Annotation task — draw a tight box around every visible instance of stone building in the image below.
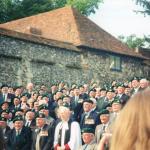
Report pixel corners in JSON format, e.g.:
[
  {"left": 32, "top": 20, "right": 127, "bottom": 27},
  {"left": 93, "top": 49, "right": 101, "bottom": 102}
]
[{"left": 0, "top": 6, "right": 149, "bottom": 87}]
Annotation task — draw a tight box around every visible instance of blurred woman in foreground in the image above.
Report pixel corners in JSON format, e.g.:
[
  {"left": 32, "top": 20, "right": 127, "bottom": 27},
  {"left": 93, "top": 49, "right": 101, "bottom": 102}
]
[{"left": 98, "top": 89, "right": 150, "bottom": 150}]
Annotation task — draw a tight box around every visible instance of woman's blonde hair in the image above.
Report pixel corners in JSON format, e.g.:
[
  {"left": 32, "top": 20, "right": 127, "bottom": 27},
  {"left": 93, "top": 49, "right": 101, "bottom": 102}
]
[{"left": 110, "top": 89, "right": 150, "bottom": 150}]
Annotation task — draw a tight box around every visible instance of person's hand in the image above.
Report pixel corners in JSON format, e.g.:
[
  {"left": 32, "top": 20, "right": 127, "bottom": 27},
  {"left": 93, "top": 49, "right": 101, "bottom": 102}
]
[
  {"left": 57, "top": 146, "right": 65, "bottom": 150},
  {"left": 98, "top": 133, "right": 112, "bottom": 150},
  {"left": 101, "top": 133, "right": 112, "bottom": 145}
]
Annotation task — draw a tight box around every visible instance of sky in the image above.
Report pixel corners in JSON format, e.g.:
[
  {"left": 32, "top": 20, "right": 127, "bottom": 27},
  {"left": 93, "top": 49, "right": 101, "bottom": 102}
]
[{"left": 89, "top": 0, "right": 150, "bottom": 38}]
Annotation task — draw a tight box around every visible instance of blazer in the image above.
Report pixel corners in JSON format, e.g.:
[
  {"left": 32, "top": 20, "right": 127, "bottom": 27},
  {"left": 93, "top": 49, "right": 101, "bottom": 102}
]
[
  {"left": 7, "top": 126, "right": 32, "bottom": 150},
  {"left": 32, "top": 124, "right": 53, "bottom": 150}
]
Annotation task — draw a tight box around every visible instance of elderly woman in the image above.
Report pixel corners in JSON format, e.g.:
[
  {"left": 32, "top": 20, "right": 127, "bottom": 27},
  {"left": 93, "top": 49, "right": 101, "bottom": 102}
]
[{"left": 54, "top": 106, "right": 82, "bottom": 150}]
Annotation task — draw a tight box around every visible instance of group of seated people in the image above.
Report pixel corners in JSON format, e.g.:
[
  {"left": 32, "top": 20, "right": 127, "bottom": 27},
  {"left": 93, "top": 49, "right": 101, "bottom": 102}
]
[{"left": 0, "top": 76, "right": 149, "bottom": 150}]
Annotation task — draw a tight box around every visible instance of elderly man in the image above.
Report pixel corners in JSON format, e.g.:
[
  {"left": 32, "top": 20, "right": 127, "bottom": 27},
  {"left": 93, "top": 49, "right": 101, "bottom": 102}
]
[
  {"left": 7, "top": 115, "right": 32, "bottom": 150},
  {"left": 79, "top": 128, "right": 97, "bottom": 150},
  {"left": 95, "top": 109, "right": 110, "bottom": 143},
  {"left": 54, "top": 105, "right": 82, "bottom": 150},
  {"left": 32, "top": 113, "right": 53, "bottom": 150},
  {"left": 139, "top": 78, "right": 149, "bottom": 91},
  {"left": 80, "top": 100, "right": 99, "bottom": 131}
]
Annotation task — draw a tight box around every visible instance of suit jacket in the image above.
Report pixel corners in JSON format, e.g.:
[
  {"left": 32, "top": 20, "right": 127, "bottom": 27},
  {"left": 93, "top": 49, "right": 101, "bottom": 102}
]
[
  {"left": 32, "top": 124, "right": 53, "bottom": 150},
  {"left": 0, "top": 93, "right": 15, "bottom": 106},
  {"left": 7, "top": 126, "right": 32, "bottom": 150},
  {"left": 95, "top": 123, "right": 111, "bottom": 143},
  {"left": 96, "top": 96, "right": 107, "bottom": 111},
  {"left": 78, "top": 139, "right": 97, "bottom": 150},
  {"left": 117, "top": 94, "right": 130, "bottom": 106},
  {"left": 80, "top": 110, "right": 99, "bottom": 131},
  {"left": 25, "top": 119, "right": 36, "bottom": 130},
  {"left": 71, "top": 96, "right": 84, "bottom": 122}
]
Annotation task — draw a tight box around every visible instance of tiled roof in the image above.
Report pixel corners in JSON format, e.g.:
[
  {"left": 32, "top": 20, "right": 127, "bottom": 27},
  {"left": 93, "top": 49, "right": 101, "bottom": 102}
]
[{"left": 0, "top": 6, "right": 146, "bottom": 59}]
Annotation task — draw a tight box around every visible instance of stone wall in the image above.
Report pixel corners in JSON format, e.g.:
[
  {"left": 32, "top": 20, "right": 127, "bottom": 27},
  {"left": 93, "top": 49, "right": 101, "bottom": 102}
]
[{"left": 0, "top": 35, "right": 149, "bottom": 87}]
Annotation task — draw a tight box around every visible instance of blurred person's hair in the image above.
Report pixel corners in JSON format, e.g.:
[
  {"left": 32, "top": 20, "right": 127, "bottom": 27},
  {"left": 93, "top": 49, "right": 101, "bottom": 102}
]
[{"left": 110, "top": 89, "right": 150, "bottom": 150}]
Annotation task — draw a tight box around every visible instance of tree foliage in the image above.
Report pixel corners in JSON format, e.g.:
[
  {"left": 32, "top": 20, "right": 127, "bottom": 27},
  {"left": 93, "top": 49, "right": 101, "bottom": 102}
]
[
  {"left": 134, "top": 0, "right": 150, "bottom": 16},
  {"left": 0, "top": 0, "right": 103, "bottom": 23},
  {"left": 118, "top": 34, "right": 150, "bottom": 49}
]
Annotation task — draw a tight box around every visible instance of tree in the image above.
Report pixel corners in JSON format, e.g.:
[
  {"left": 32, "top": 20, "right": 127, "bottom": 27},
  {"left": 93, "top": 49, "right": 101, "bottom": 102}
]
[
  {"left": 0, "top": 0, "right": 103, "bottom": 23},
  {"left": 134, "top": 0, "right": 150, "bottom": 16},
  {"left": 118, "top": 34, "right": 146, "bottom": 49}
]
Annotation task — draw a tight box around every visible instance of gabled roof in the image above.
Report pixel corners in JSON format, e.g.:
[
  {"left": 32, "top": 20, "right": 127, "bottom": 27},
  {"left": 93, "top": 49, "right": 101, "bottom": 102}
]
[{"left": 0, "top": 6, "right": 145, "bottom": 59}]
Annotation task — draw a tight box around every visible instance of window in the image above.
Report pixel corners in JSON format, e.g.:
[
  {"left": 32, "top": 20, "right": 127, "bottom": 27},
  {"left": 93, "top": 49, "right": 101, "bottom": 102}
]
[{"left": 109, "top": 55, "right": 121, "bottom": 71}]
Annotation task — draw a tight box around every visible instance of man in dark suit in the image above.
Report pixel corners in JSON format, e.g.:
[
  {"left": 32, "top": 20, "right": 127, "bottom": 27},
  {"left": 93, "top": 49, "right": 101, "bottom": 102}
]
[
  {"left": 0, "top": 84, "right": 15, "bottom": 106},
  {"left": 7, "top": 115, "right": 32, "bottom": 150},
  {"left": 71, "top": 87, "right": 85, "bottom": 121},
  {"left": 80, "top": 100, "right": 99, "bottom": 131},
  {"left": 32, "top": 113, "right": 53, "bottom": 150},
  {"left": 96, "top": 88, "right": 107, "bottom": 111},
  {"left": 95, "top": 109, "right": 110, "bottom": 144},
  {"left": 130, "top": 77, "right": 140, "bottom": 96},
  {"left": 0, "top": 116, "right": 10, "bottom": 145},
  {"left": 116, "top": 83, "right": 130, "bottom": 106},
  {"left": 25, "top": 110, "right": 36, "bottom": 130}
]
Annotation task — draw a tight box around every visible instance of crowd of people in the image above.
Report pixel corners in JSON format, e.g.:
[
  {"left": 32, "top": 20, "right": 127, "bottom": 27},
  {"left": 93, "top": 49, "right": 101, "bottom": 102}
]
[{"left": 0, "top": 77, "right": 149, "bottom": 150}]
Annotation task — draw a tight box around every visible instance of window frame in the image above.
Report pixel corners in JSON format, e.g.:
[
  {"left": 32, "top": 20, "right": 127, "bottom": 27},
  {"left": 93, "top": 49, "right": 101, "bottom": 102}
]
[{"left": 109, "top": 55, "right": 122, "bottom": 72}]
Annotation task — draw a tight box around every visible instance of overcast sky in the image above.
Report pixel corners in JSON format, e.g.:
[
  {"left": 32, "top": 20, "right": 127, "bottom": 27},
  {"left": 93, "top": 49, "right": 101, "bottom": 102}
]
[{"left": 89, "top": 0, "right": 150, "bottom": 38}]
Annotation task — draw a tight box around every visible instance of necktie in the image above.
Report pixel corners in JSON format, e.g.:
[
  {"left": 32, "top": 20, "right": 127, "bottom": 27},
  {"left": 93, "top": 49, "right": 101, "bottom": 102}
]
[
  {"left": 103, "top": 125, "right": 106, "bottom": 131},
  {"left": 83, "top": 144, "right": 88, "bottom": 150},
  {"left": 3, "top": 94, "right": 6, "bottom": 101},
  {"left": 26, "top": 121, "right": 30, "bottom": 127}
]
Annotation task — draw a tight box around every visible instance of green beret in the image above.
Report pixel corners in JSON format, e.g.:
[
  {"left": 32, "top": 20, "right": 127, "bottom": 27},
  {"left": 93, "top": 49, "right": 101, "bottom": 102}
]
[
  {"left": 107, "top": 87, "right": 115, "bottom": 93},
  {"left": 62, "top": 102, "right": 70, "bottom": 109},
  {"left": 0, "top": 117, "right": 7, "bottom": 122},
  {"left": 81, "top": 128, "right": 95, "bottom": 134},
  {"left": 1, "top": 109, "right": 10, "bottom": 114},
  {"left": 39, "top": 104, "right": 49, "bottom": 111},
  {"left": 100, "top": 88, "right": 106, "bottom": 91},
  {"left": 1, "top": 84, "right": 9, "bottom": 89},
  {"left": 131, "top": 77, "right": 139, "bottom": 82},
  {"left": 36, "top": 113, "right": 45, "bottom": 119},
  {"left": 83, "top": 99, "right": 93, "bottom": 104},
  {"left": 42, "top": 94, "right": 49, "bottom": 98},
  {"left": 99, "top": 109, "right": 109, "bottom": 116},
  {"left": 20, "top": 93, "right": 29, "bottom": 98},
  {"left": 1, "top": 101, "right": 9, "bottom": 106},
  {"left": 117, "top": 83, "right": 125, "bottom": 88},
  {"left": 112, "top": 98, "right": 121, "bottom": 104},
  {"left": 13, "top": 115, "right": 24, "bottom": 123}
]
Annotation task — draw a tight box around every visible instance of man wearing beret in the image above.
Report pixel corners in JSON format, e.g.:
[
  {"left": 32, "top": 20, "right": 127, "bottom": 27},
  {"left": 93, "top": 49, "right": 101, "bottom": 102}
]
[
  {"left": 78, "top": 128, "right": 97, "bottom": 150},
  {"left": 116, "top": 83, "right": 130, "bottom": 106},
  {"left": 1, "top": 109, "right": 13, "bottom": 129},
  {"left": 130, "top": 77, "right": 140, "bottom": 96},
  {"left": 95, "top": 109, "right": 110, "bottom": 144},
  {"left": 0, "top": 116, "right": 10, "bottom": 145},
  {"left": 7, "top": 115, "right": 32, "bottom": 150},
  {"left": 0, "top": 101, "right": 10, "bottom": 112},
  {"left": 100, "top": 87, "right": 115, "bottom": 111},
  {"left": 109, "top": 98, "right": 122, "bottom": 125},
  {"left": 80, "top": 100, "right": 99, "bottom": 131},
  {"left": 96, "top": 88, "right": 107, "bottom": 111},
  {"left": 25, "top": 109, "right": 36, "bottom": 130},
  {"left": 39, "top": 104, "right": 54, "bottom": 125},
  {"left": 32, "top": 113, "right": 53, "bottom": 150}
]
